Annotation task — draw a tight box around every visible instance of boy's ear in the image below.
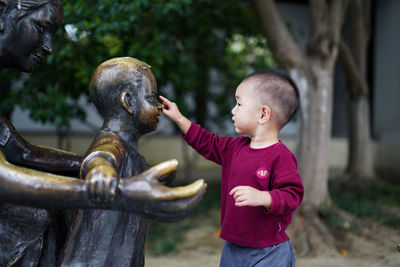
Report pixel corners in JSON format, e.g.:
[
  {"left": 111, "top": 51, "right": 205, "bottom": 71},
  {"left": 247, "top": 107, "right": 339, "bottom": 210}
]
[
  {"left": 120, "top": 91, "right": 135, "bottom": 114},
  {"left": 259, "top": 105, "right": 271, "bottom": 124}
]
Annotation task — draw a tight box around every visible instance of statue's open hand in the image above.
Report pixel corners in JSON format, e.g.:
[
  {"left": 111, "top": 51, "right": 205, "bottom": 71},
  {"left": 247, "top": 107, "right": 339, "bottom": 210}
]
[
  {"left": 119, "top": 159, "right": 207, "bottom": 221},
  {"left": 85, "top": 166, "right": 119, "bottom": 203}
]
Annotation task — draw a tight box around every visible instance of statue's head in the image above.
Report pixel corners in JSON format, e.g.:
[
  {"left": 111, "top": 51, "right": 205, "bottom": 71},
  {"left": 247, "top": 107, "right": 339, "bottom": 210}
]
[
  {"left": 90, "top": 57, "right": 162, "bottom": 134},
  {"left": 0, "top": 0, "right": 63, "bottom": 72}
]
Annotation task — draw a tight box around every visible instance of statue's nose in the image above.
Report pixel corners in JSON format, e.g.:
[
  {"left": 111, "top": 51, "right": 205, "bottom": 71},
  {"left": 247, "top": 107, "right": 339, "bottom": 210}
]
[
  {"left": 42, "top": 35, "right": 53, "bottom": 55},
  {"left": 158, "top": 103, "right": 164, "bottom": 112},
  {"left": 43, "top": 45, "right": 53, "bottom": 55}
]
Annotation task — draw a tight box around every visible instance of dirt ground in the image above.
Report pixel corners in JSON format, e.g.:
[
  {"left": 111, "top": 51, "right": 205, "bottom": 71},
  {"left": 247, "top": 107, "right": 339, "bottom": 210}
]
[{"left": 145, "top": 212, "right": 400, "bottom": 267}]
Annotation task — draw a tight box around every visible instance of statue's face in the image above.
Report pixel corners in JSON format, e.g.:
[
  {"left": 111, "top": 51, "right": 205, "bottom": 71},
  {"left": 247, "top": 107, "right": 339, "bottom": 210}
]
[
  {"left": 3, "top": 3, "right": 62, "bottom": 72},
  {"left": 136, "top": 70, "right": 162, "bottom": 133}
]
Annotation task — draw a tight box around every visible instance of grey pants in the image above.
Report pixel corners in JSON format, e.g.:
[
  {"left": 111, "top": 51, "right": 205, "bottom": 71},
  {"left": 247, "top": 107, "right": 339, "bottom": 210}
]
[{"left": 220, "top": 240, "right": 295, "bottom": 267}]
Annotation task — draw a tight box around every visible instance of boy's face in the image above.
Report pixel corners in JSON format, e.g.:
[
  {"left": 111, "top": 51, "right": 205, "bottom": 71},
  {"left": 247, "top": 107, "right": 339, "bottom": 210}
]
[
  {"left": 231, "top": 80, "right": 261, "bottom": 136},
  {"left": 135, "top": 70, "right": 162, "bottom": 133}
]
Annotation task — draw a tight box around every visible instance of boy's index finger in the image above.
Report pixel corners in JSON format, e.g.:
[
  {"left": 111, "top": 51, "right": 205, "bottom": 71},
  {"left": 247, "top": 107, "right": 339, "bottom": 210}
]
[{"left": 159, "top": 95, "right": 170, "bottom": 104}]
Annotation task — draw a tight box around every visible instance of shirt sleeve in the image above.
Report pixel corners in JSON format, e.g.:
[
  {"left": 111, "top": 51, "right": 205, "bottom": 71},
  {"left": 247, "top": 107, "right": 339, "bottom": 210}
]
[
  {"left": 268, "top": 153, "right": 304, "bottom": 215},
  {"left": 183, "top": 122, "right": 234, "bottom": 165}
]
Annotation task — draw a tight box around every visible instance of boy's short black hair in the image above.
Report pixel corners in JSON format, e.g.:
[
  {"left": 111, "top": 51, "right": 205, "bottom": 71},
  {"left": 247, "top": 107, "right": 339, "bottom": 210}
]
[{"left": 244, "top": 69, "right": 300, "bottom": 128}]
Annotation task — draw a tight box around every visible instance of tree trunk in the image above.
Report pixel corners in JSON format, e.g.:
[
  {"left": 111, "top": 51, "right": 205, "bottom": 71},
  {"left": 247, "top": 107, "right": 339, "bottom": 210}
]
[
  {"left": 347, "top": 95, "right": 374, "bottom": 178},
  {"left": 293, "top": 66, "right": 333, "bottom": 209},
  {"left": 251, "top": 0, "right": 346, "bottom": 255},
  {"left": 289, "top": 63, "right": 338, "bottom": 257},
  {"left": 339, "top": 0, "right": 375, "bottom": 179}
]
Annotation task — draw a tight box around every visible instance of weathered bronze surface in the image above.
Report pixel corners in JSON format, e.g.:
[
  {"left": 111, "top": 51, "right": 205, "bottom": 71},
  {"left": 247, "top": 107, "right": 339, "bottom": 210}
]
[
  {"left": 0, "top": 1, "right": 206, "bottom": 266},
  {"left": 0, "top": 1, "right": 79, "bottom": 265},
  {"left": 61, "top": 58, "right": 206, "bottom": 265}
]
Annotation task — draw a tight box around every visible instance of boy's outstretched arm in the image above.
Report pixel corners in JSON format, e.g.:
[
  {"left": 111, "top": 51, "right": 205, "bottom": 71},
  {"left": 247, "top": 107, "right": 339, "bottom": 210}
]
[{"left": 159, "top": 96, "right": 191, "bottom": 134}]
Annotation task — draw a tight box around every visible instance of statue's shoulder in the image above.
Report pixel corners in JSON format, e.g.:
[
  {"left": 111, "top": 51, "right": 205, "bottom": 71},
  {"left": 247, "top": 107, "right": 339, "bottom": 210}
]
[
  {"left": 84, "top": 130, "right": 126, "bottom": 163},
  {"left": 89, "top": 130, "right": 124, "bottom": 151}
]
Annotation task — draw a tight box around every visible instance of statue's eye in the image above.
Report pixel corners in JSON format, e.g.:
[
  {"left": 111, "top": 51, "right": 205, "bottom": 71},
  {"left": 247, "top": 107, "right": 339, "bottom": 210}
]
[
  {"left": 146, "top": 97, "right": 155, "bottom": 102},
  {"left": 34, "top": 22, "right": 45, "bottom": 33},
  {"left": 146, "top": 95, "right": 157, "bottom": 104},
  {"left": 34, "top": 22, "right": 50, "bottom": 34}
]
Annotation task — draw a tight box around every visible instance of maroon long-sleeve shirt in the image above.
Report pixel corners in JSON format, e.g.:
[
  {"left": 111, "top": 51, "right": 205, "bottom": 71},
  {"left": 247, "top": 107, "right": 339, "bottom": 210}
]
[{"left": 183, "top": 123, "right": 304, "bottom": 248}]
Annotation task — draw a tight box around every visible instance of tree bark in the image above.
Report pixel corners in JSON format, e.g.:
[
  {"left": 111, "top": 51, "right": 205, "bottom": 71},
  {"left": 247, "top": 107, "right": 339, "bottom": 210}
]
[
  {"left": 339, "top": 0, "right": 375, "bottom": 179},
  {"left": 347, "top": 96, "right": 374, "bottom": 178},
  {"left": 251, "top": 0, "right": 347, "bottom": 255}
]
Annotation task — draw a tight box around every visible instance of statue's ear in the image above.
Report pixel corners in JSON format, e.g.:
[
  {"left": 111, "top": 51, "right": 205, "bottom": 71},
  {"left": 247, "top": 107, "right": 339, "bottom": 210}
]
[{"left": 120, "top": 91, "right": 135, "bottom": 114}]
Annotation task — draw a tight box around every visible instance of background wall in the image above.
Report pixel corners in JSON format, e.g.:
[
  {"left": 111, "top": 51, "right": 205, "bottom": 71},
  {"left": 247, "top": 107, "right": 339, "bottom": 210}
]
[{"left": 373, "top": 0, "right": 400, "bottom": 178}]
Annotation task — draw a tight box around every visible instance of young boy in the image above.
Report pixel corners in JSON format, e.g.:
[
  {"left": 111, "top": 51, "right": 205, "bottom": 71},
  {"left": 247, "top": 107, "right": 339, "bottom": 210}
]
[{"left": 160, "top": 69, "right": 304, "bottom": 267}]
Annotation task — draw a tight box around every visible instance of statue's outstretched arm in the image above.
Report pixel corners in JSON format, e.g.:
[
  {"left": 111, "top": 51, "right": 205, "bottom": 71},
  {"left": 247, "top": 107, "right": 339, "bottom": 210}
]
[
  {"left": 0, "top": 116, "right": 82, "bottom": 176},
  {"left": 0, "top": 151, "right": 86, "bottom": 207},
  {"left": 82, "top": 134, "right": 207, "bottom": 222},
  {"left": 0, "top": 151, "right": 206, "bottom": 221}
]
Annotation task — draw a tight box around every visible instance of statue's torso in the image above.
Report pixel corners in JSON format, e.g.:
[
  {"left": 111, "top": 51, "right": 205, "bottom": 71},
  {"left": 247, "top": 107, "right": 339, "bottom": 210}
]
[
  {"left": 60, "top": 132, "right": 150, "bottom": 267},
  {"left": 0, "top": 203, "right": 64, "bottom": 267}
]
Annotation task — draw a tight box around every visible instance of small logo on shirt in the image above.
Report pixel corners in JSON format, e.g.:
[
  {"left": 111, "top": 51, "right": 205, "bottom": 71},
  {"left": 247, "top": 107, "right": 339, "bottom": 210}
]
[{"left": 256, "top": 167, "right": 269, "bottom": 179}]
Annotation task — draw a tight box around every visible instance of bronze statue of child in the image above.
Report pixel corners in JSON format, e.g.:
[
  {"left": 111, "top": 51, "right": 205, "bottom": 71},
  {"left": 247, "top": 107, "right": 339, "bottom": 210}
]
[{"left": 60, "top": 57, "right": 206, "bottom": 266}]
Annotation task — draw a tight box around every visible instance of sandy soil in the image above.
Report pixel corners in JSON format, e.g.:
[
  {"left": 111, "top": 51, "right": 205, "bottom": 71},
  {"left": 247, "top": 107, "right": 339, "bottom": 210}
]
[{"left": 145, "top": 216, "right": 400, "bottom": 267}]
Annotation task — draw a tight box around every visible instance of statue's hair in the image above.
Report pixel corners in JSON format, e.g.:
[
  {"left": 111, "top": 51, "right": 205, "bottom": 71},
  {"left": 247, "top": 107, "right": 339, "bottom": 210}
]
[
  {"left": 90, "top": 57, "right": 152, "bottom": 119},
  {"left": 1, "top": 0, "right": 58, "bottom": 10},
  {"left": 0, "top": 0, "right": 61, "bottom": 28}
]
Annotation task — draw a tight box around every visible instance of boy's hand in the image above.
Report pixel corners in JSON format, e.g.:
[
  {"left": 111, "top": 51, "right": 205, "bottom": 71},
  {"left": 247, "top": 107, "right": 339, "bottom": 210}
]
[
  {"left": 159, "top": 95, "right": 182, "bottom": 122},
  {"left": 230, "top": 186, "right": 272, "bottom": 209},
  {"left": 159, "top": 95, "right": 191, "bottom": 134}
]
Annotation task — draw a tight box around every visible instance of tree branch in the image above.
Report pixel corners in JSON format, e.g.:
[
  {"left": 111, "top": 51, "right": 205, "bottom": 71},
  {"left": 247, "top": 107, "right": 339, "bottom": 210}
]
[
  {"left": 338, "top": 39, "right": 369, "bottom": 96},
  {"left": 251, "top": 0, "right": 304, "bottom": 71},
  {"left": 308, "top": 0, "right": 347, "bottom": 60}
]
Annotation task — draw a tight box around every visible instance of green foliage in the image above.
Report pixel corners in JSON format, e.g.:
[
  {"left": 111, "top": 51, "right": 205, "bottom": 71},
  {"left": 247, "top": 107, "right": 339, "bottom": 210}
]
[
  {"left": 2, "top": 0, "right": 277, "bottom": 130},
  {"left": 329, "top": 179, "right": 400, "bottom": 228},
  {"left": 212, "top": 33, "right": 278, "bottom": 129}
]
